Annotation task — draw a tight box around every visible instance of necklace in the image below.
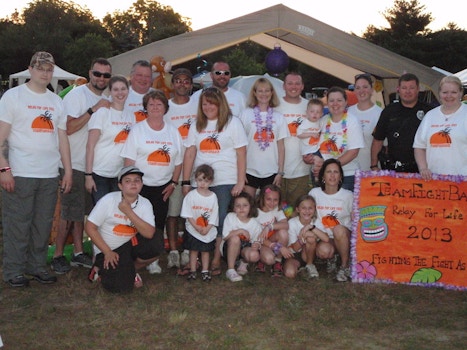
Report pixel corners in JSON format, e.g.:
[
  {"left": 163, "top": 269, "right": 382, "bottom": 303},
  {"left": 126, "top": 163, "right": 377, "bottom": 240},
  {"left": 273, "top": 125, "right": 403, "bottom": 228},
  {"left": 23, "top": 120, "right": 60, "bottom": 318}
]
[
  {"left": 323, "top": 113, "right": 347, "bottom": 156},
  {"left": 122, "top": 193, "right": 139, "bottom": 209},
  {"left": 253, "top": 106, "right": 273, "bottom": 151}
]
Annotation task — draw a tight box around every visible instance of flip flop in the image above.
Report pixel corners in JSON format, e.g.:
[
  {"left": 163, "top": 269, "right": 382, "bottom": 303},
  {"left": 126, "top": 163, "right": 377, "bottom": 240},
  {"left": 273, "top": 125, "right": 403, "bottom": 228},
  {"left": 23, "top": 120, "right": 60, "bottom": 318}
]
[{"left": 211, "top": 266, "right": 222, "bottom": 276}]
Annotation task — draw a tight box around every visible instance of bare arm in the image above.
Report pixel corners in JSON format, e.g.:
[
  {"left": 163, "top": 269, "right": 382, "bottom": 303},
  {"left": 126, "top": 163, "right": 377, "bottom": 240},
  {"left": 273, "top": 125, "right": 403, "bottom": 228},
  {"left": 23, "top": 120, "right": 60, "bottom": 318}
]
[
  {"left": 414, "top": 148, "right": 431, "bottom": 180},
  {"left": 337, "top": 148, "right": 359, "bottom": 166},
  {"left": 85, "top": 220, "right": 119, "bottom": 269},
  {"left": 118, "top": 198, "right": 155, "bottom": 239},
  {"left": 182, "top": 145, "right": 196, "bottom": 195},
  {"left": 273, "top": 138, "right": 285, "bottom": 186},
  {"left": 58, "top": 128, "right": 72, "bottom": 194},
  {"left": 0, "top": 121, "right": 14, "bottom": 192},
  {"left": 232, "top": 145, "right": 246, "bottom": 195},
  {"left": 85, "top": 129, "right": 100, "bottom": 193},
  {"left": 66, "top": 98, "right": 111, "bottom": 135}
]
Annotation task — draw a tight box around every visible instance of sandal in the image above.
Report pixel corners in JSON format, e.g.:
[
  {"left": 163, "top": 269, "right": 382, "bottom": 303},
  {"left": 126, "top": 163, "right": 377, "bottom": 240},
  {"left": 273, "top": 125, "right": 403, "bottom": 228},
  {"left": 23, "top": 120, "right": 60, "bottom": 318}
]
[{"left": 210, "top": 266, "right": 222, "bottom": 276}]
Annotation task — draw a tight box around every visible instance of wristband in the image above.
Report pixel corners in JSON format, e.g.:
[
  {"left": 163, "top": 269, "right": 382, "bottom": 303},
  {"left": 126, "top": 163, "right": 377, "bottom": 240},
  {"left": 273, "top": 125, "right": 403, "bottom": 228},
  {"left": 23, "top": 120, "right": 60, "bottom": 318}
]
[
  {"left": 87, "top": 107, "right": 94, "bottom": 116},
  {"left": 181, "top": 180, "right": 191, "bottom": 186},
  {"left": 169, "top": 180, "right": 178, "bottom": 186},
  {"left": 0, "top": 166, "right": 11, "bottom": 173},
  {"left": 309, "top": 225, "right": 316, "bottom": 231},
  {"left": 370, "top": 164, "right": 378, "bottom": 169},
  {"left": 84, "top": 173, "right": 93, "bottom": 176},
  {"left": 277, "top": 171, "right": 285, "bottom": 176}
]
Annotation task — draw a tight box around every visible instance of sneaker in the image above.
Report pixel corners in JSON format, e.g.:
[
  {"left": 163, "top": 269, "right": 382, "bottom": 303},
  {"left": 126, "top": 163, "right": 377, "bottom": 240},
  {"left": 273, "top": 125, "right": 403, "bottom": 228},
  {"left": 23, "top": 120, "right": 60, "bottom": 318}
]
[
  {"left": 271, "top": 261, "right": 283, "bottom": 277},
  {"left": 226, "top": 269, "right": 243, "bottom": 282},
  {"left": 336, "top": 266, "right": 351, "bottom": 282},
  {"left": 51, "top": 255, "right": 71, "bottom": 274},
  {"left": 255, "top": 261, "right": 266, "bottom": 273},
  {"left": 187, "top": 271, "right": 197, "bottom": 281},
  {"left": 180, "top": 250, "right": 190, "bottom": 267},
  {"left": 305, "top": 264, "right": 319, "bottom": 279},
  {"left": 28, "top": 271, "right": 57, "bottom": 284},
  {"left": 146, "top": 259, "right": 162, "bottom": 274},
  {"left": 70, "top": 253, "right": 93, "bottom": 268},
  {"left": 167, "top": 250, "right": 180, "bottom": 269},
  {"left": 201, "top": 271, "right": 211, "bottom": 282},
  {"left": 326, "top": 255, "right": 337, "bottom": 274},
  {"left": 88, "top": 266, "right": 100, "bottom": 283},
  {"left": 7, "top": 275, "right": 30, "bottom": 288},
  {"left": 237, "top": 260, "right": 248, "bottom": 276},
  {"left": 134, "top": 273, "right": 143, "bottom": 288}
]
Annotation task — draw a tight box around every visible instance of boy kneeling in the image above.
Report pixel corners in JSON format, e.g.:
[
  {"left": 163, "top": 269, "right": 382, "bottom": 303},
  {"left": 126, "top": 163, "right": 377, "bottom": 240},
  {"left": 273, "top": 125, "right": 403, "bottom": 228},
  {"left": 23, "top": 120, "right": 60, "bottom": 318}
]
[{"left": 85, "top": 166, "right": 157, "bottom": 293}]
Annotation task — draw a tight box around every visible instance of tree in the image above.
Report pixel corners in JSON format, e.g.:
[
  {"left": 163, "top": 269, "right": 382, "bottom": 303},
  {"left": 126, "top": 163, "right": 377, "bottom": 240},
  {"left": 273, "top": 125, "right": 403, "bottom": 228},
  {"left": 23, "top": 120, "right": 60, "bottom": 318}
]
[
  {"left": 362, "top": 0, "right": 467, "bottom": 73},
  {"left": 0, "top": 0, "right": 112, "bottom": 78},
  {"left": 102, "top": 0, "right": 191, "bottom": 54}
]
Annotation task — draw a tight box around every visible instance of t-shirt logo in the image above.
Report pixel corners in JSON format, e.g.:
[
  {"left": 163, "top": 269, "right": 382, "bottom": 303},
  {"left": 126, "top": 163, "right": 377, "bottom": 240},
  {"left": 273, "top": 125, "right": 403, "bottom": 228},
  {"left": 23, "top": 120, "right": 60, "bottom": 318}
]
[
  {"left": 322, "top": 211, "right": 340, "bottom": 228},
  {"left": 429, "top": 128, "right": 452, "bottom": 148},
  {"left": 113, "top": 224, "right": 137, "bottom": 236},
  {"left": 200, "top": 133, "right": 221, "bottom": 153},
  {"left": 147, "top": 145, "right": 171, "bottom": 165},
  {"left": 178, "top": 119, "right": 192, "bottom": 139},
  {"left": 135, "top": 110, "right": 147, "bottom": 122},
  {"left": 196, "top": 212, "right": 210, "bottom": 227},
  {"left": 288, "top": 118, "right": 302, "bottom": 136},
  {"left": 31, "top": 110, "right": 54, "bottom": 133},
  {"left": 114, "top": 125, "right": 131, "bottom": 144}
]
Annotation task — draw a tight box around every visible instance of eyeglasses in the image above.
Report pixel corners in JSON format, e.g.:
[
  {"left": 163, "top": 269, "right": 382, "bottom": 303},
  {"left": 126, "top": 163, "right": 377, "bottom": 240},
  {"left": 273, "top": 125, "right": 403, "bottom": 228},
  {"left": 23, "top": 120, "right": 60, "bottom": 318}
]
[
  {"left": 213, "top": 70, "right": 230, "bottom": 76},
  {"left": 92, "top": 70, "right": 112, "bottom": 79},
  {"left": 174, "top": 79, "right": 191, "bottom": 85},
  {"left": 34, "top": 66, "right": 54, "bottom": 74}
]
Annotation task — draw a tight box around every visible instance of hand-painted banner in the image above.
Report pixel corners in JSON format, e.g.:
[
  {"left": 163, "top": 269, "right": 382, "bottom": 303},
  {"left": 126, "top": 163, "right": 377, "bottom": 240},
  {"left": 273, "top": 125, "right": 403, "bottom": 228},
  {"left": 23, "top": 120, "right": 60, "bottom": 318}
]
[{"left": 352, "top": 170, "right": 466, "bottom": 290}]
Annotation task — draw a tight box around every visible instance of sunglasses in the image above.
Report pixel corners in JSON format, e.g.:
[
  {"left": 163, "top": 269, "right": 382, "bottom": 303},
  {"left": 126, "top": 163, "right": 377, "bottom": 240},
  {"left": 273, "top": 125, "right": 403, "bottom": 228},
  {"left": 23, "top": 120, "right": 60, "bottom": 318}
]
[
  {"left": 92, "top": 70, "right": 112, "bottom": 79},
  {"left": 213, "top": 70, "right": 231, "bottom": 76},
  {"left": 174, "top": 78, "right": 191, "bottom": 85}
]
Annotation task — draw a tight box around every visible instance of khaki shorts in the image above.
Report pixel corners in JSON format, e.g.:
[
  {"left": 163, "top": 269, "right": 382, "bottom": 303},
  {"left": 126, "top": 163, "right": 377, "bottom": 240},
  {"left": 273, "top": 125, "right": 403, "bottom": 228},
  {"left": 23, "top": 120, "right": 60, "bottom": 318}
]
[
  {"left": 60, "top": 169, "right": 92, "bottom": 221},
  {"left": 281, "top": 175, "right": 311, "bottom": 208},
  {"left": 167, "top": 184, "right": 183, "bottom": 217}
]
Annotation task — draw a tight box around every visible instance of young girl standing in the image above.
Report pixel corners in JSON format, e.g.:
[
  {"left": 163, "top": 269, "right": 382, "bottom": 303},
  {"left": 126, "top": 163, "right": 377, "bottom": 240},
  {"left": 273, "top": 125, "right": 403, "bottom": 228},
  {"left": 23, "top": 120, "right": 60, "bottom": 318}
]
[
  {"left": 221, "top": 192, "right": 263, "bottom": 282},
  {"left": 255, "top": 184, "right": 290, "bottom": 277},
  {"left": 180, "top": 164, "right": 219, "bottom": 281},
  {"left": 283, "top": 195, "right": 329, "bottom": 279}
]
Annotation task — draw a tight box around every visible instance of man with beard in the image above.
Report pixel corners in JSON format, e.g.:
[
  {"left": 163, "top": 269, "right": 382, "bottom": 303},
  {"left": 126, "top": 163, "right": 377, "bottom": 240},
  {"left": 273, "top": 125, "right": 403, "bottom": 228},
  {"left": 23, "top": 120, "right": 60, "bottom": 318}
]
[{"left": 51, "top": 58, "right": 112, "bottom": 274}]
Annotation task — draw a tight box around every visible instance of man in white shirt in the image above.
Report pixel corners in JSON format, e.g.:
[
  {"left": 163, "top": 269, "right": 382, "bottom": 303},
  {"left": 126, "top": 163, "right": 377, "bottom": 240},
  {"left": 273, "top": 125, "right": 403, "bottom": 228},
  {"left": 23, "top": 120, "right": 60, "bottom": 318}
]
[
  {"left": 125, "top": 60, "right": 154, "bottom": 122},
  {"left": 51, "top": 58, "right": 112, "bottom": 274}
]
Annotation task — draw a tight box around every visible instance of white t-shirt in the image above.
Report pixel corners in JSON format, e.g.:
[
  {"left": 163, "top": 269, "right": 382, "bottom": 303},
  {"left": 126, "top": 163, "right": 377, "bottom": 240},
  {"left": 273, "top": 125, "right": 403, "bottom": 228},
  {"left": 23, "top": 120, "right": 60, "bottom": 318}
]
[
  {"left": 88, "top": 107, "right": 135, "bottom": 177},
  {"left": 318, "top": 113, "right": 365, "bottom": 177},
  {"left": 180, "top": 189, "right": 219, "bottom": 243},
  {"left": 276, "top": 97, "right": 311, "bottom": 178},
  {"left": 87, "top": 191, "right": 155, "bottom": 255},
  {"left": 256, "top": 207, "right": 287, "bottom": 229},
  {"left": 192, "top": 87, "right": 246, "bottom": 118},
  {"left": 348, "top": 104, "right": 383, "bottom": 171},
  {"left": 121, "top": 120, "right": 183, "bottom": 186},
  {"left": 239, "top": 107, "right": 289, "bottom": 178},
  {"left": 309, "top": 187, "right": 353, "bottom": 239},
  {"left": 220, "top": 212, "right": 263, "bottom": 255},
  {"left": 0, "top": 84, "right": 66, "bottom": 178},
  {"left": 63, "top": 84, "right": 107, "bottom": 171},
  {"left": 287, "top": 216, "right": 318, "bottom": 249},
  {"left": 125, "top": 86, "right": 152, "bottom": 122},
  {"left": 183, "top": 117, "right": 248, "bottom": 187},
  {"left": 297, "top": 118, "right": 323, "bottom": 156},
  {"left": 413, "top": 103, "right": 467, "bottom": 175}
]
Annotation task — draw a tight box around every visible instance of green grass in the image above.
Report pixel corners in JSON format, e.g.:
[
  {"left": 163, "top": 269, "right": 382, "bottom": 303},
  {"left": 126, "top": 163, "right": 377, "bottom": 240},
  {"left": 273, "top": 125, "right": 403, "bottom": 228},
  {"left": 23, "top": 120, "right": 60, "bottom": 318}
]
[{"left": 1, "top": 258, "right": 466, "bottom": 350}]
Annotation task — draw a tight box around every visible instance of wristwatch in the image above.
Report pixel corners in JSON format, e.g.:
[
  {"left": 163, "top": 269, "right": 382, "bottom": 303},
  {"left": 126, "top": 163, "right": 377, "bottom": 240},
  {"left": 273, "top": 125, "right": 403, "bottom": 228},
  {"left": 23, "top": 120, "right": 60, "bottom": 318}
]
[{"left": 87, "top": 107, "right": 94, "bottom": 116}]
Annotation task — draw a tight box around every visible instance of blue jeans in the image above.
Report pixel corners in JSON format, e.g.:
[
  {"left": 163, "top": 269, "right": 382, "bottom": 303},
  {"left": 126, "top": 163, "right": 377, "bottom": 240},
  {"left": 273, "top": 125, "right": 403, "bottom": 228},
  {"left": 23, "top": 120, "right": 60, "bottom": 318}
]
[
  {"left": 342, "top": 175, "right": 355, "bottom": 192},
  {"left": 210, "top": 184, "right": 234, "bottom": 237},
  {"left": 91, "top": 173, "right": 119, "bottom": 205}
]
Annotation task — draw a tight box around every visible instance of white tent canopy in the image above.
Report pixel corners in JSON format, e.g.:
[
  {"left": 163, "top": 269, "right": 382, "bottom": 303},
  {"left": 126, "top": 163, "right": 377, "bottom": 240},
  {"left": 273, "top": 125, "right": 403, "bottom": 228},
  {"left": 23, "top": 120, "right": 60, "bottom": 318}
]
[
  {"left": 455, "top": 68, "right": 467, "bottom": 85},
  {"left": 108, "top": 4, "right": 445, "bottom": 102},
  {"left": 9, "top": 65, "right": 83, "bottom": 93}
]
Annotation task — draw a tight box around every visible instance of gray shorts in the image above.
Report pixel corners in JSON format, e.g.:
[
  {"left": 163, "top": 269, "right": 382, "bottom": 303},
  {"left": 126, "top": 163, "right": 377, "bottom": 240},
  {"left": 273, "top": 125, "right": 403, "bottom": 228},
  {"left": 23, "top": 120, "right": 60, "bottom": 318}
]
[{"left": 59, "top": 169, "right": 88, "bottom": 221}]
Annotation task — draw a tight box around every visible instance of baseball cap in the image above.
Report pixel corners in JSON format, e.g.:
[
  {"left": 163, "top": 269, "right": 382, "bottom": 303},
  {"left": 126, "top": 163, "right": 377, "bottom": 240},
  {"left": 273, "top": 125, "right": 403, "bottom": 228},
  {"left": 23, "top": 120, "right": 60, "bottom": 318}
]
[
  {"left": 30, "top": 51, "right": 55, "bottom": 67},
  {"left": 172, "top": 68, "right": 192, "bottom": 81},
  {"left": 118, "top": 165, "right": 144, "bottom": 182}
]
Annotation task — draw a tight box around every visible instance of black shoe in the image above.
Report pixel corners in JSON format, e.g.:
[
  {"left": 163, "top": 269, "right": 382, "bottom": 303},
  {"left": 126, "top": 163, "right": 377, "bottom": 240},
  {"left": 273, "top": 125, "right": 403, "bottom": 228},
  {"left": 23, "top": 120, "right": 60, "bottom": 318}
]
[
  {"left": 51, "top": 255, "right": 71, "bottom": 274},
  {"left": 7, "top": 275, "right": 30, "bottom": 287},
  {"left": 28, "top": 271, "right": 57, "bottom": 284}
]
